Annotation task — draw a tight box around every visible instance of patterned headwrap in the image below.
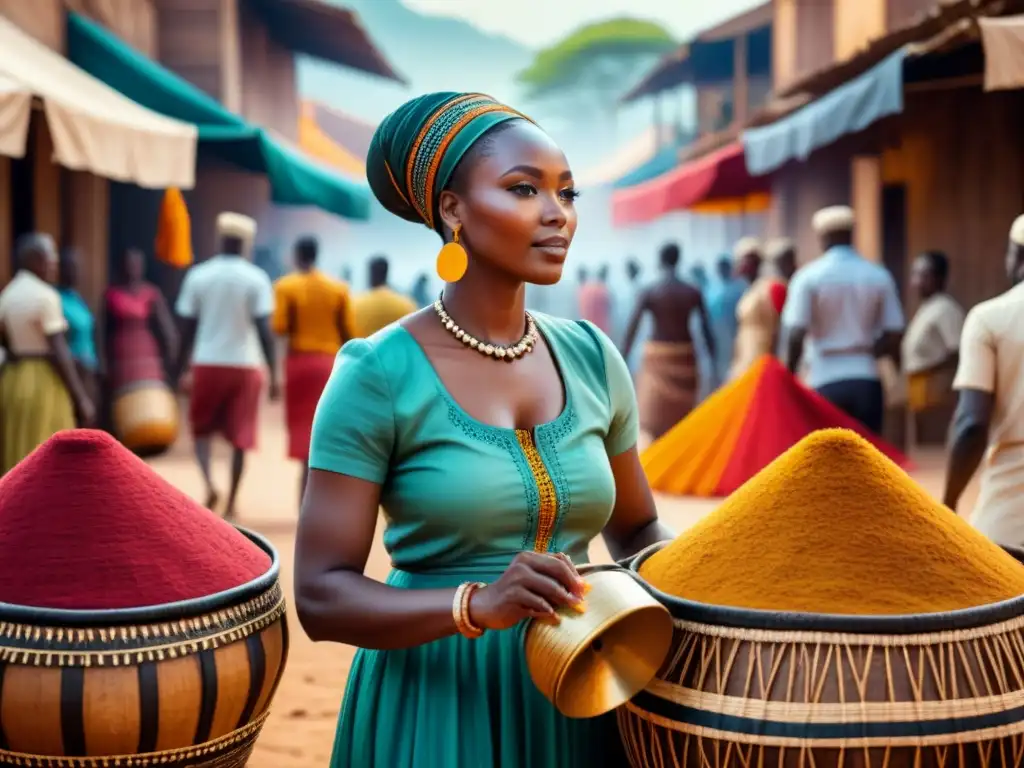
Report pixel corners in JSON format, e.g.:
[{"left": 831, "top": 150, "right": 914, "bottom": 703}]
[{"left": 366, "top": 92, "right": 532, "bottom": 230}]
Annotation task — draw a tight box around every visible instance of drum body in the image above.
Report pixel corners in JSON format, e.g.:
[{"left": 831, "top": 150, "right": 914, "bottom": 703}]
[
  {"left": 113, "top": 383, "right": 179, "bottom": 451},
  {"left": 621, "top": 545, "right": 1024, "bottom": 768},
  {"left": 0, "top": 529, "right": 288, "bottom": 767}
]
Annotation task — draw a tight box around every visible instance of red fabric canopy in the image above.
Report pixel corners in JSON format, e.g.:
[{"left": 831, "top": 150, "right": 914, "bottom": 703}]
[{"left": 611, "top": 141, "right": 771, "bottom": 226}]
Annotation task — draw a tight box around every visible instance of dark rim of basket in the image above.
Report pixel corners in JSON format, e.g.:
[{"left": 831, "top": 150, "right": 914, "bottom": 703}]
[
  {"left": 630, "top": 542, "right": 1024, "bottom": 634},
  {"left": 0, "top": 526, "right": 279, "bottom": 627}
]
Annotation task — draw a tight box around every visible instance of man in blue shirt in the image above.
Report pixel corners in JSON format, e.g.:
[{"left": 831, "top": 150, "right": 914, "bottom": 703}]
[{"left": 783, "top": 206, "right": 905, "bottom": 434}]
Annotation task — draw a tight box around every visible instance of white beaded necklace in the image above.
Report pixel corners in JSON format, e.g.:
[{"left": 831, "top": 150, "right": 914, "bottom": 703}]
[{"left": 433, "top": 298, "right": 539, "bottom": 361}]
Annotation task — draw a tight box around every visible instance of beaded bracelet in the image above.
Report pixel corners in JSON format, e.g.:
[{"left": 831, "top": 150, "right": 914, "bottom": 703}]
[{"left": 453, "top": 581, "right": 486, "bottom": 639}]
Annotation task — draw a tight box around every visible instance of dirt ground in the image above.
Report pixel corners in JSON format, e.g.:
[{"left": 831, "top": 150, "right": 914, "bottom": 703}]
[{"left": 147, "top": 399, "right": 977, "bottom": 768}]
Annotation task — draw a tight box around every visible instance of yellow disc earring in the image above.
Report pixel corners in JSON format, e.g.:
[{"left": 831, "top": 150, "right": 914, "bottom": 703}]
[{"left": 436, "top": 225, "right": 469, "bottom": 283}]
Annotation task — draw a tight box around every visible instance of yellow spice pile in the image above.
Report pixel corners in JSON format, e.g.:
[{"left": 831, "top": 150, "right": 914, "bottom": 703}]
[{"left": 640, "top": 429, "right": 1024, "bottom": 615}]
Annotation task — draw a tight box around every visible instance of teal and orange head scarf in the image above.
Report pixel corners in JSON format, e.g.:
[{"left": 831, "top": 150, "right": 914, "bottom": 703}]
[{"left": 366, "top": 93, "right": 531, "bottom": 231}]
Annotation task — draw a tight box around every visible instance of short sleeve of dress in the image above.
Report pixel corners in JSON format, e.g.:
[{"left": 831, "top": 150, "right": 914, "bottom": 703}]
[
  {"left": 579, "top": 320, "right": 639, "bottom": 457},
  {"left": 309, "top": 339, "right": 395, "bottom": 483},
  {"left": 953, "top": 307, "right": 996, "bottom": 393}
]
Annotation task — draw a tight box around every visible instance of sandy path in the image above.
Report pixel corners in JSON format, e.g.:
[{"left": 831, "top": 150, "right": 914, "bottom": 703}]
[{"left": 147, "top": 400, "right": 974, "bottom": 768}]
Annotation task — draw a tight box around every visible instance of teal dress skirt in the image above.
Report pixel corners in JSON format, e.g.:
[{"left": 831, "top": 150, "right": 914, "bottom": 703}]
[{"left": 309, "top": 313, "right": 640, "bottom": 767}]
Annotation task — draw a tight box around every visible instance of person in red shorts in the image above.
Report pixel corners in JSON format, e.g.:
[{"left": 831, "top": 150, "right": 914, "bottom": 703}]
[{"left": 173, "top": 212, "right": 279, "bottom": 519}]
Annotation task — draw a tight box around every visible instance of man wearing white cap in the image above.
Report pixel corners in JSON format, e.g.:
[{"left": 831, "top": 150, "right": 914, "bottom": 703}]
[
  {"left": 174, "top": 212, "right": 279, "bottom": 519},
  {"left": 728, "top": 237, "right": 787, "bottom": 380},
  {"left": 944, "top": 214, "right": 1024, "bottom": 551},
  {"left": 783, "top": 205, "right": 904, "bottom": 435}
]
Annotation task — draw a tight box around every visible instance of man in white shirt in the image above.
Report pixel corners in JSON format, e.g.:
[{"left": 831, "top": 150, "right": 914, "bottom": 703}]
[
  {"left": 783, "top": 206, "right": 905, "bottom": 435},
  {"left": 174, "top": 212, "right": 278, "bottom": 520},
  {"left": 944, "top": 214, "right": 1024, "bottom": 554}
]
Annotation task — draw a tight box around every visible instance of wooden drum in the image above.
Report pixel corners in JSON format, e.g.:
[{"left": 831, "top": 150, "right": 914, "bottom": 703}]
[
  {"left": 620, "top": 545, "right": 1024, "bottom": 768},
  {"left": 112, "top": 384, "right": 179, "bottom": 452},
  {"left": 0, "top": 529, "right": 288, "bottom": 767}
]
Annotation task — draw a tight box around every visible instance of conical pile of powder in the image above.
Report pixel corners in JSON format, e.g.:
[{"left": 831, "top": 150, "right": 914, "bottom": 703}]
[
  {"left": 640, "top": 429, "right": 1024, "bottom": 615},
  {"left": 0, "top": 429, "right": 272, "bottom": 610}
]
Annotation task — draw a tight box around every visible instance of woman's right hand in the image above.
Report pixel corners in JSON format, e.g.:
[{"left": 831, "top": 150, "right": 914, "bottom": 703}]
[{"left": 468, "top": 551, "right": 587, "bottom": 631}]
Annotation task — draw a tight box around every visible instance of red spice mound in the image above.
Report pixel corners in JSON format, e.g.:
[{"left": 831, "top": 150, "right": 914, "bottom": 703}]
[{"left": 0, "top": 430, "right": 272, "bottom": 610}]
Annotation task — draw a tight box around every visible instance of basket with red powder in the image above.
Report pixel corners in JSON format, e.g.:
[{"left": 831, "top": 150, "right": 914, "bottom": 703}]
[{"left": 0, "top": 430, "right": 289, "bottom": 766}]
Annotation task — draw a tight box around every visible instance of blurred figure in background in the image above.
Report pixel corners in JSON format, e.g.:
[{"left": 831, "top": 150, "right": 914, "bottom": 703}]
[
  {"left": 903, "top": 250, "right": 963, "bottom": 425},
  {"left": 174, "top": 213, "right": 278, "bottom": 519},
  {"left": 0, "top": 234, "right": 94, "bottom": 473},
  {"left": 615, "top": 257, "right": 647, "bottom": 374},
  {"left": 57, "top": 247, "right": 100, "bottom": 422},
  {"left": 578, "top": 263, "right": 611, "bottom": 333},
  {"left": 410, "top": 273, "right": 432, "bottom": 308},
  {"left": 765, "top": 238, "right": 798, "bottom": 284},
  {"left": 624, "top": 242, "right": 714, "bottom": 444},
  {"left": 352, "top": 255, "right": 417, "bottom": 338},
  {"left": 102, "top": 248, "right": 179, "bottom": 427},
  {"left": 688, "top": 264, "right": 708, "bottom": 293},
  {"left": 706, "top": 256, "right": 746, "bottom": 384},
  {"left": 273, "top": 236, "right": 354, "bottom": 505},
  {"left": 944, "top": 215, "right": 1024, "bottom": 544},
  {"left": 729, "top": 237, "right": 787, "bottom": 380},
  {"left": 784, "top": 206, "right": 904, "bottom": 435}
]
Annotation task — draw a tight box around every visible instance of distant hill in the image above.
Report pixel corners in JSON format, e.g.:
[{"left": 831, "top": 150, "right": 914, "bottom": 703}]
[{"left": 297, "top": 0, "right": 534, "bottom": 126}]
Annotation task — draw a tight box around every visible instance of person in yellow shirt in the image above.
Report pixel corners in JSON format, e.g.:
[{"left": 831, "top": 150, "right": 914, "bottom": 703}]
[
  {"left": 272, "top": 237, "right": 354, "bottom": 503},
  {"left": 352, "top": 256, "right": 417, "bottom": 337}
]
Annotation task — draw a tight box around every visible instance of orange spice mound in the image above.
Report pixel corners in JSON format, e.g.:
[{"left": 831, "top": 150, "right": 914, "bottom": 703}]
[{"left": 640, "top": 429, "right": 1024, "bottom": 615}]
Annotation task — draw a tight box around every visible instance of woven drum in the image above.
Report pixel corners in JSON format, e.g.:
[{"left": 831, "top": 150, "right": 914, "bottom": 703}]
[
  {"left": 112, "top": 383, "right": 179, "bottom": 451},
  {"left": 620, "top": 544, "right": 1024, "bottom": 768}
]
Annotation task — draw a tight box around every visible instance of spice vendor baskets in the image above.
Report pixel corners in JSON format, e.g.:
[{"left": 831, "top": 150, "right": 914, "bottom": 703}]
[
  {"left": 622, "top": 429, "right": 1024, "bottom": 767},
  {"left": 0, "top": 430, "right": 288, "bottom": 767}
]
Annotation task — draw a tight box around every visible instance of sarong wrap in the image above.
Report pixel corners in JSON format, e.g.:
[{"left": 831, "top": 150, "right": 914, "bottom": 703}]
[
  {"left": 636, "top": 341, "right": 697, "bottom": 441},
  {"left": 285, "top": 351, "right": 335, "bottom": 461}
]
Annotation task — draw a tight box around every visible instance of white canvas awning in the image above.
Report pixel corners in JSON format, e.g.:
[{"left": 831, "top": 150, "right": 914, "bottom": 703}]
[
  {"left": 0, "top": 15, "right": 196, "bottom": 189},
  {"left": 980, "top": 16, "right": 1024, "bottom": 92}
]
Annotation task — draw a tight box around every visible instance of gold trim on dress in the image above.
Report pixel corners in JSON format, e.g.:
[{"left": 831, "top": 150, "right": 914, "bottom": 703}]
[{"left": 515, "top": 429, "right": 558, "bottom": 553}]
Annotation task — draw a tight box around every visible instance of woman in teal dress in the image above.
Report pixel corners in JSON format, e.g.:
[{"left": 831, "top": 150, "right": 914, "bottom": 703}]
[{"left": 294, "top": 92, "right": 674, "bottom": 768}]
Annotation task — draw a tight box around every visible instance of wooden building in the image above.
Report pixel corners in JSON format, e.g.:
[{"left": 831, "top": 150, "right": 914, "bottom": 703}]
[
  {"left": 0, "top": 0, "right": 193, "bottom": 309},
  {"left": 120, "top": 0, "right": 401, "bottom": 271},
  {"left": 763, "top": 0, "right": 1024, "bottom": 305},
  {"left": 612, "top": 3, "right": 776, "bottom": 226},
  {"left": 751, "top": 0, "right": 1024, "bottom": 442}
]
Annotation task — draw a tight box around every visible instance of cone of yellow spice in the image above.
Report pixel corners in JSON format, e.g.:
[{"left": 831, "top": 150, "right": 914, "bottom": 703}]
[{"left": 639, "top": 428, "right": 1024, "bottom": 615}]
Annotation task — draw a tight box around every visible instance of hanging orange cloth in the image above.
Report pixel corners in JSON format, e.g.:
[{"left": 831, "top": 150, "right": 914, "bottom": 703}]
[{"left": 154, "top": 187, "right": 193, "bottom": 268}]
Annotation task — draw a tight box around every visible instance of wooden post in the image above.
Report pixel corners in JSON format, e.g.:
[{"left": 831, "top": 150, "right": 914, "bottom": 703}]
[
  {"left": 31, "top": 115, "right": 61, "bottom": 248},
  {"left": 64, "top": 171, "right": 109, "bottom": 313},
  {"left": 0, "top": 157, "right": 10, "bottom": 287},
  {"left": 733, "top": 33, "right": 749, "bottom": 127},
  {"left": 851, "top": 155, "right": 882, "bottom": 262}
]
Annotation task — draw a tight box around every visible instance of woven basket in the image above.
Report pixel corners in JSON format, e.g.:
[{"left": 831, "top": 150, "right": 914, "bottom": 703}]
[{"left": 619, "top": 543, "right": 1024, "bottom": 767}]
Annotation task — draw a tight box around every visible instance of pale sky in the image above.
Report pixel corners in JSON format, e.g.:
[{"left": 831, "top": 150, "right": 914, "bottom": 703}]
[{"left": 402, "top": 0, "right": 765, "bottom": 48}]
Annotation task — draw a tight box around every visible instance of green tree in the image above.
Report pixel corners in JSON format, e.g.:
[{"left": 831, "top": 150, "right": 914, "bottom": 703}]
[{"left": 516, "top": 18, "right": 677, "bottom": 119}]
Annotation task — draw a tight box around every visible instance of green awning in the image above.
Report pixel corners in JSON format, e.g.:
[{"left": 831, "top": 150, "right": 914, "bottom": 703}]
[{"left": 67, "top": 12, "right": 370, "bottom": 220}]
